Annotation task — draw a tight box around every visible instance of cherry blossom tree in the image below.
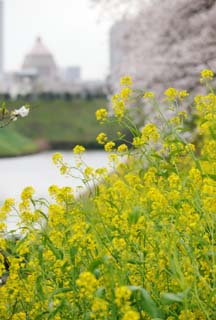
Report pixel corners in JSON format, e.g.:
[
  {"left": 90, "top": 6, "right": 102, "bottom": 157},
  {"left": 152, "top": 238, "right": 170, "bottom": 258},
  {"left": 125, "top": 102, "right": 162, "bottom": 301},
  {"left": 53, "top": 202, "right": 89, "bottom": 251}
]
[{"left": 93, "top": 0, "right": 216, "bottom": 97}]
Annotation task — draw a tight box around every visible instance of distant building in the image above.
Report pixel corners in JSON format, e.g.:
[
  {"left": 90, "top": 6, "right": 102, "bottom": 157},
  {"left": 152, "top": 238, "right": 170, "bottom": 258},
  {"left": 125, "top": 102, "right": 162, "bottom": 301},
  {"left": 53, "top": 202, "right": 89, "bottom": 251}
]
[
  {"left": 0, "top": 35, "right": 107, "bottom": 97},
  {"left": 63, "top": 66, "right": 81, "bottom": 83},
  {"left": 0, "top": 1, "right": 108, "bottom": 96},
  {"left": 0, "top": 0, "right": 4, "bottom": 77},
  {"left": 22, "top": 37, "right": 58, "bottom": 79}
]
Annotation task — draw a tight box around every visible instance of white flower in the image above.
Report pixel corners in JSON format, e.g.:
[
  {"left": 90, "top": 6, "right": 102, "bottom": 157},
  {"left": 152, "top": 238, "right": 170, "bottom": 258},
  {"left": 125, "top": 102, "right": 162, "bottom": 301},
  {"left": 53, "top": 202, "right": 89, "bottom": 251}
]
[{"left": 13, "top": 106, "right": 29, "bottom": 118}]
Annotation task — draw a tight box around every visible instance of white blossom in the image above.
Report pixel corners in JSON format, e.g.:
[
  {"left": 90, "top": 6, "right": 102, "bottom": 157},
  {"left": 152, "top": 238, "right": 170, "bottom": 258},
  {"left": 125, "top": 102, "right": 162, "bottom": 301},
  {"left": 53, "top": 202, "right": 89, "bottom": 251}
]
[
  {"left": 108, "top": 0, "right": 216, "bottom": 98},
  {"left": 12, "top": 106, "right": 29, "bottom": 118}
]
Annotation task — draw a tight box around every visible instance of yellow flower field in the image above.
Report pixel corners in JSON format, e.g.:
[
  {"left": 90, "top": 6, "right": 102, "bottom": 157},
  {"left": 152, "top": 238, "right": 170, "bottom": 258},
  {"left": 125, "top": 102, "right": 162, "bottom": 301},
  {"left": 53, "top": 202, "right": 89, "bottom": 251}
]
[{"left": 0, "top": 71, "right": 216, "bottom": 319}]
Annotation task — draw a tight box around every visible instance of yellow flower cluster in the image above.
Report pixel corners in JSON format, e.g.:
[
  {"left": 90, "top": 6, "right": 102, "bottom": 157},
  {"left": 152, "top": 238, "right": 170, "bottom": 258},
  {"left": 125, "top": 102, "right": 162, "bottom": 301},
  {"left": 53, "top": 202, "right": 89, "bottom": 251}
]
[
  {"left": 132, "top": 123, "right": 160, "bottom": 148},
  {"left": 200, "top": 69, "right": 214, "bottom": 82},
  {"left": 73, "top": 144, "right": 85, "bottom": 154},
  {"left": 0, "top": 70, "right": 216, "bottom": 319},
  {"left": 178, "top": 89, "right": 189, "bottom": 100},
  {"left": 164, "top": 87, "right": 178, "bottom": 100},
  {"left": 143, "top": 91, "right": 155, "bottom": 99},
  {"left": 117, "top": 143, "right": 128, "bottom": 153},
  {"left": 52, "top": 152, "right": 63, "bottom": 164},
  {"left": 122, "top": 310, "right": 140, "bottom": 320},
  {"left": 120, "top": 75, "right": 133, "bottom": 86},
  {"left": 52, "top": 152, "right": 70, "bottom": 175},
  {"left": 76, "top": 271, "right": 98, "bottom": 298},
  {"left": 0, "top": 198, "right": 15, "bottom": 223},
  {"left": 91, "top": 297, "right": 108, "bottom": 319},
  {"left": 141, "top": 123, "right": 160, "bottom": 143},
  {"left": 96, "top": 132, "right": 108, "bottom": 145},
  {"left": 21, "top": 186, "right": 35, "bottom": 200},
  {"left": 164, "top": 88, "right": 189, "bottom": 101},
  {"left": 96, "top": 76, "right": 133, "bottom": 123},
  {"left": 120, "top": 87, "right": 132, "bottom": 101},
  {"left": 104, "top": 141, "right": 115, "bottom": 152},
  {"left": 115, "top": 286, "right": 131, "bottom": 308},
  {"left": 95, "top": 108, "right": 108, "bottom": 122},
  {"left": 112, "top": 100, "right": 126, "bottom": 119}
]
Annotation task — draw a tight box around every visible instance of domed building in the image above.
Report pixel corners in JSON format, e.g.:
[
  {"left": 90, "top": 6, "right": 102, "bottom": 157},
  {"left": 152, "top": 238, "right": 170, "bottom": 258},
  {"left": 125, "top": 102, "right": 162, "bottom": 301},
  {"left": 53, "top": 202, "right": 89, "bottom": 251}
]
[
  {"left": 3, "top": 36, "right": 84, "bottom": 96},
  {"left": 22, "top": 37, "right": 58, "bottom": 79},
  {"left": 14, "top": 36, "right": 69, "bottom": 94}
]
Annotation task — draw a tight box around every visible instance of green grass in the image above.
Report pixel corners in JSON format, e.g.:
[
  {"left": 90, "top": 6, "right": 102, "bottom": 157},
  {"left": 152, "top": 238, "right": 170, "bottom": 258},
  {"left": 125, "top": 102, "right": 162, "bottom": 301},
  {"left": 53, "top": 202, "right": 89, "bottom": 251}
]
[
  {"left": 0, "top": 127, "right": 37, "bottom": 157},
  {"left": 7, "top": 97, "right": 128, "bottom": 149},
  {"left": 0, "top": 97, "right": 131, "bottom": 157}
]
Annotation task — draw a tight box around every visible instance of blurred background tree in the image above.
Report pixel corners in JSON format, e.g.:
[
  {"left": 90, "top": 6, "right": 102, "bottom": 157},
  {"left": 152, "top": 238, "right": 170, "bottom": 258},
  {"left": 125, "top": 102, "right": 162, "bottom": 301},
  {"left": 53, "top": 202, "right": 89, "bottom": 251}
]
[{"left": 92, "top": 0, "right": 216, "bottom": 98}]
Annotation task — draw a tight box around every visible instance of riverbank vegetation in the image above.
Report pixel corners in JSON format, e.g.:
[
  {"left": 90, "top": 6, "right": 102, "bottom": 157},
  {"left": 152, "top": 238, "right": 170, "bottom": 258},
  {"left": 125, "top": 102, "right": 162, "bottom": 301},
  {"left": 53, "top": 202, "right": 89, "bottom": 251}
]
[
  {"left": 0, "top": 96, "right": 130, "bottom": 157},
  {"left": 0, "top": 127, "right": 37, "bottom": 157},
  {"left": 0, "top": 104, "right": 36, "bottom": 157},
  {"left": 0, "top": 70, "right": 216, "bottom": 319}
]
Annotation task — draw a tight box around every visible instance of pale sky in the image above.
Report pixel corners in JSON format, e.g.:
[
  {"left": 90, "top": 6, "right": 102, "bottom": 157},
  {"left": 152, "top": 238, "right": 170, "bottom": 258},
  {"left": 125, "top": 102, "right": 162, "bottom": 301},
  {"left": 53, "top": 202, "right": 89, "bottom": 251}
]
[{"left": 4, "top": 0, "right": 112, "bottom": 80}]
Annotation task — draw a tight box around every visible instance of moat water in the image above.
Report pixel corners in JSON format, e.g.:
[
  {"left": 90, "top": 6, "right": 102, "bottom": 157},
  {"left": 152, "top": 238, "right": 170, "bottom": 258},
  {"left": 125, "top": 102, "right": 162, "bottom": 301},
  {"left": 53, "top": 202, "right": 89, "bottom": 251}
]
[{"left": 0, "top": 150, "right": 109, "bottom": 230}]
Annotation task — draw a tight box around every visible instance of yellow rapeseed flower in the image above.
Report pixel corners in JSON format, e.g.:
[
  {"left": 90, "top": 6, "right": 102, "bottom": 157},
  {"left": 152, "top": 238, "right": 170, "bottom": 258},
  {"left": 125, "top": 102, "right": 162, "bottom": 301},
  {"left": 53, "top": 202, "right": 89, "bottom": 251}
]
[
  {"left": 178, "top": 90, "right": 189, "bottom": 100},
  {"left": 141, "top": 123, "right": 160, "bottom": 143},
  {"left": 122, "top": 310, "right": 140, "bottom": 320},
  {"left": 91, "top": 297, "right": 108, "bottom": 315},
  {"left": 96, "top": 132, "right": 108, "bottom": 145},
  {"left": 132, "top": 136, "right": 145, "bottom": 148},
  {"left": 143, "top": 91, "right": 155, "bottom": 99},
  {"left": 73, "top": 145, "right": 85, "bottom": 154},
  {"left": 48, "top": 184, "right": 60, "bottom": 196},
  {"left": 21, "top": 186, "right": 35, "bottom": 200},
  {"left": 120, "top": 87, "right": 132, "bottom": 101},
  {"left": 52, "top": 152, "right": 63, "bottom": 164},
  {"left": 112, "top": 100, "right": 125, "bottom": 119},
  {"left": 11, "top": 312, "right": 26, "bottom": 320},
  {"left": 164, "top": 87, "right": 178, "bottom": 101},
  {"left": 117, "top": 144, "right": 128, "bottom": 153},
  {"left": 104, "top": 141, "right": 115, "bottom": 152},
  {"left": 179, "top": 310, "right": 196, "bottom": 320},
  {"left": 185, "top": 143, "right": 195, "bottom": 153},
  {"left": 115, "top": 286, "right": 131, "bottom": 307},
  {"left": 95, "top": 108, "right": 108, "bottom": 122},
  {"left": 84, "top": 166, "right": 94, "bottom": 178},
  {"left": 200, "top": 69, "right": 214, "bottom": 82},
  {"left": 120, "top": 75, "right": 133, "bottom": 86},
  {"left": 60, "top": 164, "right": 69, "bottom": 175},
  {"left": 1, "top": 198, "right": 15, "bottom": 215},
  {"left": 76, "top": 271, "right": 98, "bottom": 298},
  {"left": 112, "top": 93, "right": 120, "bottom": 103},
  {"left": 95, "top": 167, "right": 108, "bottom": 176}
]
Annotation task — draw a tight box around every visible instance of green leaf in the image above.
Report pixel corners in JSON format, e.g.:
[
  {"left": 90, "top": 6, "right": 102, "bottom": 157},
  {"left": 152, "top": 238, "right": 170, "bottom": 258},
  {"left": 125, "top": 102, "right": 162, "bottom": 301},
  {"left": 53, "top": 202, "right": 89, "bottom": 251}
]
[
  {"left": 43, "top": 234, "right": 64, "bottom": 260},
  {"left": 209, "top": 125, "right": 216, "bottom": 140},
  {"left": 161, "top": 292, "right": 183, "bottom": 305},
  {"left": 89, "top": 258, "right": 103, "bottom": 273},
  {"left": 206, "top": 174, "right": 216, "bottom": 181},
  {"left": 37, "top": 209, "right": 48, "bottom": 221},
  {"left": 95, "top": 287, "right": 106, "bottom": 298},
  {"left": 48, "top": 300, "right": 65, "bottom": 320},
  {"left": 35, "top": 275, "right": 44, "bottom": 299},
  {"left": 49, "top": 287, "right": 73, "bottom": 300},
  {"left": 69, "top": 246, "right": 77, "bottom": 264},
  {"left": 128, "top": 207, "right": 142, "bottom": 225},
  {"left": 128, "top": 286, "right": 164, "bottom": 319},
  {"left": 35, "top": 311, "right": 49, "bottom": 320}
]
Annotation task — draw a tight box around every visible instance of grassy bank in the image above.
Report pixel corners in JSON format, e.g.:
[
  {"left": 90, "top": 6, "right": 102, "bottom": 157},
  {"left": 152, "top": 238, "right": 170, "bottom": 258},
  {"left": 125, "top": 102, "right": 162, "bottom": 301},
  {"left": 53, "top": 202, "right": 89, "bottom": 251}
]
[
  {"left": 6, "top": 97, "right": 129, "bottom": 150},
  {"left": 0, "top": 127, "right": 37, "bottom": 157}
]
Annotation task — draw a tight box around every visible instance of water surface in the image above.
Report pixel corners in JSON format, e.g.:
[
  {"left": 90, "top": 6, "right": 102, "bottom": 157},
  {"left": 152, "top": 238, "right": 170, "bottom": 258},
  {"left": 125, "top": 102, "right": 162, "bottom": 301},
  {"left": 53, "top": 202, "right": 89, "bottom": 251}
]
[
  {"left": 0, "top": 150, "right": 108, "bottom": 200},
  {"left": 0, "top": 150, "right": 108, "bottom": 230}
]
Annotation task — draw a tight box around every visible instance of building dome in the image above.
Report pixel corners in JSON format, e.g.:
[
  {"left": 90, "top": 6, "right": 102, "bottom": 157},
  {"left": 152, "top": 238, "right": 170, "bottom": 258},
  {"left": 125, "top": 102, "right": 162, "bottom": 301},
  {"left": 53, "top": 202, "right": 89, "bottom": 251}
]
[{"left": 22, "top": 37, "right": 57, "bottom": 78}]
